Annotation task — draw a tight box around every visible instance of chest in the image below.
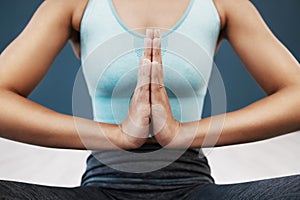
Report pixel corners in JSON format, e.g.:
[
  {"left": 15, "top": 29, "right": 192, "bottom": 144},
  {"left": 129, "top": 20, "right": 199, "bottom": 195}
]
[
  {"left": 111, "top": 0, "right": 192, "bottom": 34},
  {"left": 80, "top": 0, "right": 221, "bottom": 99}
]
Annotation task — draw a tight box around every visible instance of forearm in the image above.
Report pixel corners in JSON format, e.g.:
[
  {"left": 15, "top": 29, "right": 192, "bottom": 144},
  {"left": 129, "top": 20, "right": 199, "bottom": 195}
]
[
  {"left": 0, "top": 89, "right": 123, "bottom": 150},
  {"left": 179, "top": 85, "right": 300, "bottom": 148}
]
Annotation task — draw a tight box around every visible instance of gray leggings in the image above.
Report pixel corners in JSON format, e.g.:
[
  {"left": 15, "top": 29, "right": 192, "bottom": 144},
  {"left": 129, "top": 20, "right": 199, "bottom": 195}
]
[{"left": 0, "top": 174, "right": 300, "bottom": 200}]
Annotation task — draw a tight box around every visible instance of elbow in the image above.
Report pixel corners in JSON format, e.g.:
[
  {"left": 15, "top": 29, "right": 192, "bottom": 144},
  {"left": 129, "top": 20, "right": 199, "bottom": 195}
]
[
  {"left": 266, "top": 80, "right": 300, "bottom": 96},
  {"left": 0, "top": 85, "right": 27, "bottom": 98}
]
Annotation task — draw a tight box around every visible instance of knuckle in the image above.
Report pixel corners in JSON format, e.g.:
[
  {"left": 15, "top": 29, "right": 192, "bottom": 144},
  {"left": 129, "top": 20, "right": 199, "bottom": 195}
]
[
  {"left": 142, "top": 82, "right": 150, "bottom": 89},
  {"left": 143, "top": 50, "right": 151, "bottom": 57},
  {"left": 153, "top": 49, "right": 160, "bottom": 55},
  {"left": 135, "top": 85, "right": 150, "bottom": 95},
  {"left": 151, "top": 85, "right": 161, "bottom": 93},
  {"left": 143, "top": 39, "right": 152, "bottom": 56},
  {"left": 153, "top": 38, "right": 161, "bottom": 45},
  {"left": 144, "top": 38, "right": 152, "bottom": 46},
  {"left": 136, "top": 84, "right": 149, "bottom": 92},
  {"left": 140, "top": 58, "right": 151, "bottom": 66}
]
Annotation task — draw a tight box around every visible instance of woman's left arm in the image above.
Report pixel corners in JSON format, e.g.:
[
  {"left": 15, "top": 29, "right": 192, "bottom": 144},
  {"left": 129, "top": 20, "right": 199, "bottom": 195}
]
[{"left": 177, "top": 0, "right": 300, "bottom": 148}]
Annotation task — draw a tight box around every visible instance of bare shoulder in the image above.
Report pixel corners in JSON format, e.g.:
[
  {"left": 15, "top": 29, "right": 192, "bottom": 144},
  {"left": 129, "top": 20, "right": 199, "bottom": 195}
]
[
  {"left": 42, "top": 0, "right": 89, "bottom": 58},
  {"left": 220, "top": 0, "right": 257, "bottom": 16},
  {"left": 41, "top": 0, "right": 88, "bottom": 31},
  {"left": 213, "top": 0, "right": 255, "bottom": 33},
  {"left": 212, "top": 0, "right": 251, "bottom": 41}
]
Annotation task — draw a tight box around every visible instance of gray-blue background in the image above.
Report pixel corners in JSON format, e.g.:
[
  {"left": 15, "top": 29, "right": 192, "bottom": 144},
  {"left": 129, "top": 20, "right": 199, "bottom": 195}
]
[{"left": 0, "top": 0, "right": 299, "bottom": 118}]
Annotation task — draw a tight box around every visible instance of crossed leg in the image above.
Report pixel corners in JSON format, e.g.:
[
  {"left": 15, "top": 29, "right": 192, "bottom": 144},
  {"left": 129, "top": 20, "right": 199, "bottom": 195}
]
[{"left": 188, "top": 174, "right": 300, "bottom": 200}]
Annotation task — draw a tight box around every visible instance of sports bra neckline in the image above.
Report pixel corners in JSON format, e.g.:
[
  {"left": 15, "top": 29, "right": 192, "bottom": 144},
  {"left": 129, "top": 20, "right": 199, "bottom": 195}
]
[{"left": 107, "top": 0, "right": 195, "bottom": 38}]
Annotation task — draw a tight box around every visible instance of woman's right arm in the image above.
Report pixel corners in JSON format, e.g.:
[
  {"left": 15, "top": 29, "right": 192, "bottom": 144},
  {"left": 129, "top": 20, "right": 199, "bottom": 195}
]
[{"left": 0, "top": 0, "right": 130, "bottom": 150}]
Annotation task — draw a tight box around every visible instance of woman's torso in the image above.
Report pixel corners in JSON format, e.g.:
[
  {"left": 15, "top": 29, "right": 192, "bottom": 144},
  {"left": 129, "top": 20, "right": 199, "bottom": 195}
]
[
  {"left": 73, "top": 0, "right": 221, "bottom": 190},
  {"left": 71, "top": 0, "right": 224, "bottom": 56}
]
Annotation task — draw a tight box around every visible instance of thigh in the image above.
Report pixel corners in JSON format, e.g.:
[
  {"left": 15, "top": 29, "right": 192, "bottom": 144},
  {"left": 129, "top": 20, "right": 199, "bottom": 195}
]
[
  {"left": 188, "top": 174, "right": 300, "bottom": 200},
  {"left": 0, "top": 179, "right": 111, "bottom": 200}
]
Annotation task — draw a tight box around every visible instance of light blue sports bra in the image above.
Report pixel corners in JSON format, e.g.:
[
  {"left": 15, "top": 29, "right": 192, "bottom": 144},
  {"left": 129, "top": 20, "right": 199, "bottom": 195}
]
[
  {"left": 80, "top": 0, "right": 220, "bottom": 127},
  {"left": 80, "top": 0, "right": 221, "bottom": 188}
]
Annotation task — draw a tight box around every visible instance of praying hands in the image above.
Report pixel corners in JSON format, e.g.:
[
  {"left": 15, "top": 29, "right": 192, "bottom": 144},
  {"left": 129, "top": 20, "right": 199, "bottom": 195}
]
[{"left": 120, "top": 29, "right": 181, "bottom": 148}]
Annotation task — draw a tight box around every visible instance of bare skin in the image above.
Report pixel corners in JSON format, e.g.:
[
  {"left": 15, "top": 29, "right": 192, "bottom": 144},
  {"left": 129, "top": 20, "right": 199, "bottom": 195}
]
[
  {"left": 0, "top": 0, "right": 299, "bottom": 150},
  {"left": 120, "top": 30, "right": 153, "bottom": 148}
]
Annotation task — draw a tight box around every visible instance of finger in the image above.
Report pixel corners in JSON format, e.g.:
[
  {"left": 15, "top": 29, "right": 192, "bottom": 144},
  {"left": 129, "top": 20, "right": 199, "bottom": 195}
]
[
  {"left": 142, "top": 37, "right": 152, "bottom": 61},
  {"left": 137, "top": 58, "right": 151, "bottom": 91},
  {"left": 152, "top": 29, "right": 162, "bottom": 64},
  {"left": 151, "top": 61, "right": 164, "bottom": 104},
  {"left": 142, "top": 28, "right": 153, "bottom": 61},
  {"left": 146, "top": 28, "right": 154, "bottom": 39},
  {"left": 154, "top": 28, "right": 160, "bottom": 39},
  {"left": 151, "top": 29, "right": 163, "bottom": 92},
  {"left": 151, "top": 61, "right": 164, "bottom": 86},
  {"left": 137, "top": 28, "right": 152, "bottom": 91}
]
